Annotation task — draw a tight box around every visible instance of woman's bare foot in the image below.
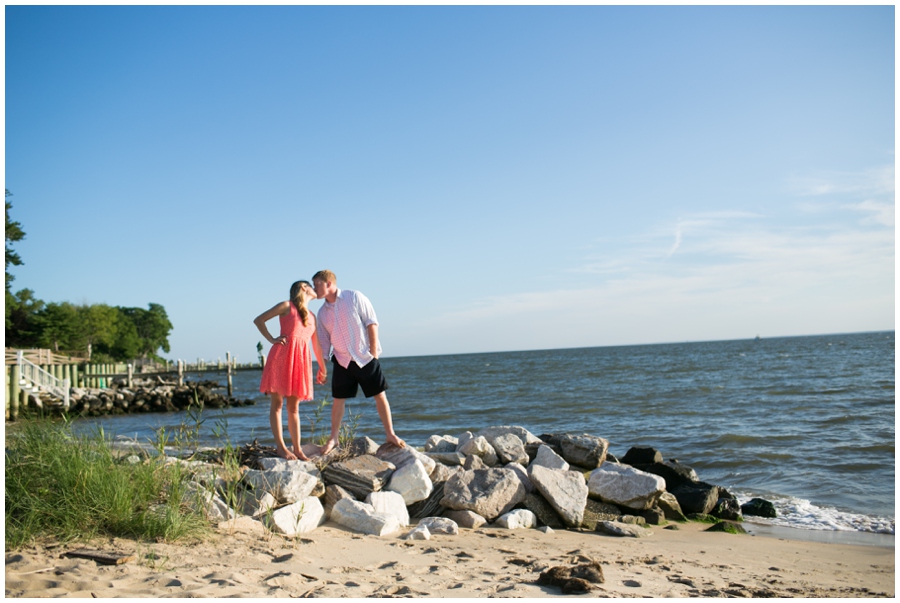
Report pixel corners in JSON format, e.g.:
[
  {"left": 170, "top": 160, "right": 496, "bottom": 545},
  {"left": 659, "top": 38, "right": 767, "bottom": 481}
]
[
  {"left": 387, "top": 433, "right": 406, "bottom": 448},
  {"left": 319, "top": 438, "right": 338, "bottom": 456},
  {"left": 276, "top": 446, "right": 297, "bottom": 460},
  {"left": 292, "top": 446, "right": 311, "bottom": 462}
]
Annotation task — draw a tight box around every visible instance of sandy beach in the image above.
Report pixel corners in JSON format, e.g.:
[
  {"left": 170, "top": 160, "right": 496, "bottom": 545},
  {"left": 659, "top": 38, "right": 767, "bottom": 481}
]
[{"left": 5, "top": 519, "right": 893, "bottom": 598}]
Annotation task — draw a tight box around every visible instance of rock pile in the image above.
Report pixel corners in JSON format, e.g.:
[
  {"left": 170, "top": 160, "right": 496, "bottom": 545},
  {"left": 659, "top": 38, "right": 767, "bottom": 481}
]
[
  {"left": 143, "top": 425, "right": 775, "bottom": 544},
  {"left": 65, "top": 380, "right": 254, "bottom": 416}
]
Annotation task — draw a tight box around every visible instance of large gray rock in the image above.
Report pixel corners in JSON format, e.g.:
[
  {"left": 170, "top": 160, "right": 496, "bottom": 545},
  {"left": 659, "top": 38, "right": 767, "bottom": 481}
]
[
  {"left": 429, "top": 462, "right": 461, "bottom": 483},
  {"left": 323, "top": 484, "right": 356, "bottom": 518},
  {"left": 657, "top": 491, "right": 687, "bottom": 521},
  {"left": 322, "top": 455, "right": 395, "bottom": 499},
  {"left": 265, "top": 496, "right": 325, "bottom": 536},
  {"left": 580, "top": 499, "right": 622, "bottom": 530},
  {"left": 529, "top": 445, "right": 570, "bottom": 471},
  {"left": 620, "top": 446, "right": 663, "bottom": 467},
  {"left": 642, "top": 460, "right": 699, "bottom": 489},
  {"left": 443, "top": 509, "right": 487, "bottom": 529},
  {"left": 426, "top": 451, "right": 466, "bottom": 466},
  {"left": 386, "top": 458, "right": 433, "bottom": 505},
  {"left": 505, "top": 462, "right": 534, "bottom": 493},
  {"left": 587, "top": 463, "right": 666, "bottom": 511},
  {"left": 241, "top": 469, "right": 319, "bottom": 504},
  {"left": 458, "top": 436, "right": 498, "bottom": 466},
  {"left": 528, "top": 465, "right": 588, "bottom": 528},
  {"left": 366, "top": 490, "right": 410, "bottom": 527},
  {"left": 330, "top": 498, "right": 402, "bottom": 536},
  {"left": 671, "top": 481, "right": 720, "bottom": 515},
  {"left": 346, "top": 436, "right": 380, "bottom": 457},
  {"left": 376, "top": 442, "right": 437, "bottom": 475},
  {"left": 407, "top": 481, "right": 448, "bottom": 520},
  {"left": 476, "top": 425, "right": 543, "bottom": 447},
  {"left": 184, "top": 482, "right": 235, "bottom": 522},
  {"left": 417, "top": 516, "right": 459, "bottom": 535},
  {"left": 440, "top": 468, "right": 527, "bottom": 521},
  {"left": 558, "top": 434, "right": 609, "bottom": 469},
  {"left": 257, "top": 457, "right": 321, "bottom": 477},
  {"left": 596, "top": 520, "right": 651, "bottom": 538},
  {"left": 424, "top": 435, "right": 458, "bottom": 453},
  {"left": 239, "top": 488, "right": 277, "bottom": 518},
  {"left": 521, "top": 492, "right": 566, "bottom": 529},
  {"left": 492, "top": 433, "right": 530, "bottom": 465},
  {"left": 495, "top": 509, "right": 537, "bottom": 529}
]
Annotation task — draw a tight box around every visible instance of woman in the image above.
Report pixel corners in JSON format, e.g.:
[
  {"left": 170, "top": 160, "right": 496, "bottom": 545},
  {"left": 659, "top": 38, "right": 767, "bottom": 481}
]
[{"left": 254, "top": 280, "right": 327, "bottom": 460}]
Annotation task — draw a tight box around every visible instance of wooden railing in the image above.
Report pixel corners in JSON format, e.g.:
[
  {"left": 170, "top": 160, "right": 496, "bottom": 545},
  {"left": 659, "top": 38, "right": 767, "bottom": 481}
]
[
  {"left": 5, "top": 348, "right": 88, "bottom": 365},
  {"left": 14, "top": 350, "right": 70, "bottom": 410}
]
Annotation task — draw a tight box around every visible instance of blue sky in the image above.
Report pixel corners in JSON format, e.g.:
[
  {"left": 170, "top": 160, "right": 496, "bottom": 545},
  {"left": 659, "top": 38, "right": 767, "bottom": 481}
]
[{"left": 5, "top": 5, "right": 895, "bottom": 362}]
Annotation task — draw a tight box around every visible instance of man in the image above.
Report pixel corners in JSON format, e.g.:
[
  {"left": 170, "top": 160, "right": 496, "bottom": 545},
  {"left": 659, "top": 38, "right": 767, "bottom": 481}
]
[{"left": 312, "top": 270, "right": 405, "bottom": 454}]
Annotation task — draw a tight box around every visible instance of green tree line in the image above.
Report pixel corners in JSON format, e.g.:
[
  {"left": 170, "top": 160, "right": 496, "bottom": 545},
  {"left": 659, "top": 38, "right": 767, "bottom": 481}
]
[{"left": 5, "top": 190, "right": 173, "bottom": 362}]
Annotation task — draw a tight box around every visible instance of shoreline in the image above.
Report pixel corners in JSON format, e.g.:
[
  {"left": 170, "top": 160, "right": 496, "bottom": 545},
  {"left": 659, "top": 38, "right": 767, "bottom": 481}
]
[{"left": 5, "top": 520, "right": 894, "bottom": 598}]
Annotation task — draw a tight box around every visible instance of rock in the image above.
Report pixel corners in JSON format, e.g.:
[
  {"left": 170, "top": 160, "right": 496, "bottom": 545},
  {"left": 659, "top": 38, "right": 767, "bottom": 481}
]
[
  {"left": 440, "top": 468, "right": 527, "bottom": 521},
  {"left": 706, "top": 520, "right": 747, "bottom": 534},
  {"left": 580, "top": 499, "right": 621, "bottom": 530},
  {"left": 529, "top": 445, "right": 569, "bottom": 471},
  {"left": 443, "top": 509, "right": 486, "bottom": 529},
  {"left": 492, "top": 433, "right": 530, "bottom": 465},
  {"left": 495, "top": 509, "right": 537, "bottom": 529},
  {"left": 366, "top": 490, "right": 410, "bottom": 527},
  {"left": 620, "top": 446, "right": 663, "bottom": 466},
  {"left": 323, "top": 484, "right": 356, "bottom": 517},
  {"left": 417, "top": 516, "right": 459, "bottom": 535},
  {"left": 741, "top": 498, "right": 777, "bottom": 518},
  {"left": 375, "top": 442, "right": 436, "bottom": 475},
  {"left": 642, "top": 460, "right": 699, "bottom": 489},
  {"left": 657, "top": 491, "right": 688, "bottom": 521},
  {"left": 671, "top": 481, "right": 720, "bottom": 515},
  {"left": 522, "top": 492, "right": 566, "bottom": 529},
  {"left": 528, "top": 465, "right": 588, "bottom": 527},
  {"left": 385, "top": 459, "right": 433, "bottom": 504},
  {"left": 257, "top": 457, "right": 320, "bottom": 476},
  {"left": 429, "top": 462, "right": 460, "bottom": 483},
  {"left": 455, "top": 431, "right": 475, "bottom": 451},
  {"left": 458, "top": 436, "right": 498, "bottom": 466},
  {"left": 505, "top": 462, "right": 534, "bottom": 493},
  {"left": 265, "top": 496, "right": 325, "bottom": 536},
  {"left": 476, "top": 425, "right": 542, "bottom": 448},
  {"left": 558, "top": 434, "right": 609, "bottom": 469},
  {"left": 330, "top": 498, "right": 401, "bottom": 536},
  {"left": 424, "top": 434, "right": 458, "bottom": 453},
  {"left": 239, "top": 489, "right": 277, "bottom": 518},
  {"left": 322, "top": 455, "right": 395, "bottom": 499},
  {"left": 641, "top": 507, "right": 666, "bottom": 525},
  {"left": 346, "top": 436, "right": 380, "bottom": 457},
  {"left": 183, "top": 482, "right": 235, "bottom": 522},
  {"left": 404, "top": 524, "right": 431, "bottom": 540},
  {"left": 587, "top": 463, "right": 666, "bottom": 511},
  {"left": 426, "top": 451, "right": 465, "bottom": 466},
  {"left": 712, "top": 497, "right": 742, "bottom": 521},
  {"left": 407, "top": 481, "right": 447, "bottom": 520},
  {"left": 242, "top": 469, "right": 319, "bottom": 504},
  {"left": 617, "top": 514, "right": 646, "bottom": 525},
  {"left": 464, "top": 454, "right": 485, "bottom": 470},
  {"left": 596, "top": 520, "right": 651, "bottom": 538},
  {"left": 538, "top": 526, "right": 554, "bottom": 534}
]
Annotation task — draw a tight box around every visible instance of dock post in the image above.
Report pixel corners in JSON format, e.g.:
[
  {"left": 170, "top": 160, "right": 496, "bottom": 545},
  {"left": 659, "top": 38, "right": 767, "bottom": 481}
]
[
  {"left": 226, "top": 352, "right": 233, "bottom": 397},
  {"left": 127, "top": 364, "right": 134, "bottom": 388},
  {"left": 178, "top": 360, "right": 184, "bottom": 386},
  {"left": 10, "top": 363, "right": 20, "bottom": 421}
]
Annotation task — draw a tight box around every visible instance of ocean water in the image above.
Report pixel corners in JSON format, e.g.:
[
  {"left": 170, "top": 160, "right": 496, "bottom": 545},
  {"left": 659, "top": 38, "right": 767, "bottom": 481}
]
[{"left": 75, "top": 331, "right": 895, "bottom": 537}]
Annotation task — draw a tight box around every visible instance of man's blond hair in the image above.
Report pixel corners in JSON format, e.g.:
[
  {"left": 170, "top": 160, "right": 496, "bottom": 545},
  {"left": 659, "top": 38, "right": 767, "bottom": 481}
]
[{"left": 312, "top": 270, "right": 337, "bottom": 284}]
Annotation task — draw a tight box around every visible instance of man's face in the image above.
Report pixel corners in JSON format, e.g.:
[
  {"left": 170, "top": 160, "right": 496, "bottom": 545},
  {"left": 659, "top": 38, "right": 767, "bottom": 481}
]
[{"left": 313, "top": 279, "right": 328, "bottom": 299}]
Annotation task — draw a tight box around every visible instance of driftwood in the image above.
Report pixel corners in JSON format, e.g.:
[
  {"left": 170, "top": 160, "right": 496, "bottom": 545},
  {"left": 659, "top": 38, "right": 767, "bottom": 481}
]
[{"left": 63, "top": 549, "right": 136, "bottom": 565}]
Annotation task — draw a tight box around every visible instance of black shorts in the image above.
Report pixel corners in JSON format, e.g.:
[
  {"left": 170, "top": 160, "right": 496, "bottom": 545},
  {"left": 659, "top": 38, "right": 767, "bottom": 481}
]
[{"left": 331, "top": 357, "right": 389, "bottom": 399}]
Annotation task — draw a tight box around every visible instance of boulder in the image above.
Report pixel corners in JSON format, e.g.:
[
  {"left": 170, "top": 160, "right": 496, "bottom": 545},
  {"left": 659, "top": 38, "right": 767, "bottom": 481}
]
[
  {"left": 239, "top": 489, "right": 277, "bottom": 518},
  {"left": 492, "top": 433, "right": 530, "bottom": 465},
  {"left": 424, "top": 434, "right": 458, "bottom": 453},
  {"left": 596, "top": 520, "right": 651, "bottom": 538},
  {"left": 429, "top": 462, "right": 461, "bottom": 483},
  {"left": 640, "top": 507, "right": 666, "bottom": 525},
  {"left": 323, "top": 484, "right": 356, "bottom": 518},
  {"left": 522, "top": 492, "right": 566, "bottom": 529},
  {"left": 407, "top": 481, "right": 448, "bottom": 520},
  {"left": 404, "top": 524, "right": 431, "bottom": 540},
  {"left": 458, "top": 436, "right": 498, "bottom": 466},
  {"left": 671, "top": 481, "right": 720, "bottom": 515},
  {"left": 322, "top": 455, "right": 395, "bottom": 499},
  {"left": 330, "top": 498, "right": 401, "bottom": 536},
  {"left": 257, "top": 457, "right": 321, "bottom": 477},
  {"left": 476, "top": 425, "right": 542, "bottom": 447},
  {"left": 443, "top": 509, "right": 487, "bottom": 529},
  {"left": 529, "top": 445, "right": 569, "bottom": 471},
  {"left": 184, "top": 482, "right": 235, "bottom": 522},
  {"left": 440, "top": 468, "right": 526, "bottom": 521},
  {"left": 657, "top": 492, "right": 688, "bottom": 521},
  {"left": 706, "top": 520, "right": 747, "bottom": 534},
  {"left": 265, "top": 496, "right": 325, "bottom": 536},
  {"left": 417, "top": 516, "right": 459, "bottom": 535},
  {"left": 376, "top": 442, "right": 436, "bottom": 475},
  {"left": 426, "top": 451, "right": 465, "bottom": 466},
  {"left": 528, "top": 465, "right": 588, "bottom": 528},
  {"left": 505, "top": 462, "right": 534, "bottom": 493},
  {"left": 495, "top": 509, "right": 537, "bottom": 529},
  {"left": 620, "top": 446, "right": 663, "bottom": 467},
  {"left": 366, "top": 491, "right": 410, "bottom": 527},
  {"left": 346, "top": 436, "right": 380, "bottom": 457},
  {"left": 587, "top": 463, "right": 665, "bottom": 511},
  {"left": 558, "top": 434, "right": 609, "bottom": 469},
  {"left": 385, "top": 459, "right": 433, "bottom": 504},
  {"left": 642, "top": 460, "right": 698, "bottom": 489},
  {"left": 741, "top": 498, "right": 777, "bottom": 518},
  {"left": 242, "top": 469, "right": 319, "bottom": 504},
  {"left": 464, "top": 454, "right": 486, "bottom": 470},
  {"left": 580, "top": 499, "right": 622, "bottom": 530},
  {"left": 712, "top": 497, "right": 742, "bottom": 521}
]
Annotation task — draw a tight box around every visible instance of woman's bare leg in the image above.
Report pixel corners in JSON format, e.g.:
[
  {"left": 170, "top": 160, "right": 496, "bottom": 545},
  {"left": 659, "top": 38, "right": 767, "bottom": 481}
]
[
  {"left": 269, "top": 393, "right": 297, "bottom": 460},
  {"left": 286, "top": 396, "right": 310, "bottom": 461}
]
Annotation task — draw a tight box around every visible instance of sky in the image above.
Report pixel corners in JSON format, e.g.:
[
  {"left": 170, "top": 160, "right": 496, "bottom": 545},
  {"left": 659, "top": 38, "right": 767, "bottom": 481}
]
[{"left": 5, "top": 5, "right": 895, "bottom": 363}]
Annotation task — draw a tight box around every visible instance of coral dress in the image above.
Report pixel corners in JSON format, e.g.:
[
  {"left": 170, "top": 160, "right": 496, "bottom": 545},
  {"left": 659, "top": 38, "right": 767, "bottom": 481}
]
[{"left": 259, "top": 304, "right": 316, "bottom": 400}]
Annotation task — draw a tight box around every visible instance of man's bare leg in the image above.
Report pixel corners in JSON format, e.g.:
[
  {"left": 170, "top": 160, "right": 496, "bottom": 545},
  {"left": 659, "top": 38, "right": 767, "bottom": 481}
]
[
  {"left": 269, "top": 393, "right": 297, "bottom": 460},
  {"left": 319, "top": 397, "right": 345, "bottom": 455},
  {"left": 286, "top": 396, "right": 310, "bottom": 461},
  {"left": 374, "top": 391, "right": 405, "bottom": 448}
]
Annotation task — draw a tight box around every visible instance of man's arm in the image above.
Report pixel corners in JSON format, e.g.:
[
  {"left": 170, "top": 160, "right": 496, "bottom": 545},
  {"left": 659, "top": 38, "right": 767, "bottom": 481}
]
[{"left": 366, "top": 323, "right": 379, "bottom": 359}]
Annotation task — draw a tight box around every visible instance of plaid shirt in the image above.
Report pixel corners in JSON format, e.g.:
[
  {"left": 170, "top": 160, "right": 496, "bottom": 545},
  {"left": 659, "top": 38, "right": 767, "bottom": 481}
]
[{"left": 316, "top": 289, "right": 381, "bottom": 369}]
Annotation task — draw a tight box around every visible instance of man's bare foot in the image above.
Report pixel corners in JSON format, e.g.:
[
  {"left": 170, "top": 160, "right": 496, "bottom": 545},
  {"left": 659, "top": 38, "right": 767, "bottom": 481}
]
[
  {"left": 276, "top": 446, "right": 297, "bottom": 460},
  {"left": 319, "top": 438, "right": 338, "bottom": 456},
  {"left": 292, "top": 446, "right": 311, "bottom": 462},
  {"left": 387, "top": 433, "right": 406, "bottom": 448}
]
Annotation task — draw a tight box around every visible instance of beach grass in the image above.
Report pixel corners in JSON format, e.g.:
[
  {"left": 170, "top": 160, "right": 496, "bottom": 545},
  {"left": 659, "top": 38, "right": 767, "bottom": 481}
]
[{"left": 5, "top": 418, "right": 209, "bottom": 550}]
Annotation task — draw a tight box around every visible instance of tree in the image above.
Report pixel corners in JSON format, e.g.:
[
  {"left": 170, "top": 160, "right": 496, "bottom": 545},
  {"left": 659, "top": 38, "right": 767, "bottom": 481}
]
[
  {"left": 34, "top": 302, "right": 79, "bottom": 352},
  {"left": 5, "top": 189, "right": 24, "bottom": 292},
  {"left": 120, "top": 303, "right": 173, "bottom": 359},
  {"left": 74, "top": 304, "right": 119, "bottom": 359},
  {"left": 5, "top": 288, "right": 44, "bottom": 348}
]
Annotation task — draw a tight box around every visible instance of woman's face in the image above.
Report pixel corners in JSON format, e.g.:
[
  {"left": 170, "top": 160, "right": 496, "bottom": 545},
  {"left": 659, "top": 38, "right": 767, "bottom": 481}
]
[{"left": 302, "top": 282, "right": 317, "bottom": 300}]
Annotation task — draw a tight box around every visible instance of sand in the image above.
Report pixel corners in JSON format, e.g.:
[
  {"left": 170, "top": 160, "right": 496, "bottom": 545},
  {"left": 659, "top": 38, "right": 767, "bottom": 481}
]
[{"left": 5, "top": 520, "right": 893, "bottom": 598}]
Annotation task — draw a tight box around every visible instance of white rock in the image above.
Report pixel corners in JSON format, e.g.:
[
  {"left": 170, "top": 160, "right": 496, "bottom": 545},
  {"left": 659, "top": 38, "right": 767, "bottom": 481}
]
[
  {"left": 239, "top": 490, "right": 277, "bottom": 518},
  {"left": 257, "top": 457, "right": 321, "bottom": 477},
  {"left": 505, "top": 462, "right": 534, "bottom": 493},
  {"left": 405, "top": 524, "right": 431, "bottom": 540},
  {"left": 458, "top": 436, "right": 498, "bottom": 466},
  {"left": 529, "top": 445, "right": 569, "bottom": 471},
  {"left": 386, "top": 459, "right": 434, "bottom": 505},
  {"left": 495, "top": 509, "right": 537, "bottom": 529},
  {"left": 588, "top": 463, "right": 666, "bottom": 511},
  {"left": 529, "top": 465, "right": 588, "bottom": 527},
  {"left": 265, "top": 496, "right": 325, "bottom": 536},
  {"left": 242, "top": 469, "right": 319, "bottom": 504},
  {"left": 417, "top": 516, "right": 459, "bottom": 535},
  {"left": 366, "top": 490, "right": 410, "bottom": 527},
  {"left": 330, "top": 498, "right": 402, "bottom": 536}
]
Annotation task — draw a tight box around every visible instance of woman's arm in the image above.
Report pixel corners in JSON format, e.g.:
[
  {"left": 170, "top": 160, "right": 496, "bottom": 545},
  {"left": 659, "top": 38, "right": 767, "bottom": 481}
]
[
  {"left": 253, "top": 301, "right": 290, "bottom": 345},
  {"left": 310, "top": 314, "right": 328, "bottom": 384}
]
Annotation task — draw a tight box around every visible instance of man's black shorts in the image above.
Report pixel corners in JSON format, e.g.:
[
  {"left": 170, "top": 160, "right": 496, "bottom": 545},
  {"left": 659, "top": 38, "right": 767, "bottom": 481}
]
[{"left": 331, "top": 357, "right": 389, "bottom": 399}]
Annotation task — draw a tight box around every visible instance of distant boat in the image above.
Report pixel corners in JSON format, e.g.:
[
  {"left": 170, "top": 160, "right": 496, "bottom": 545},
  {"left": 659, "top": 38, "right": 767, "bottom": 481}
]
[{"left": 755, "top": 335, "right": 761, "bottom": 341}]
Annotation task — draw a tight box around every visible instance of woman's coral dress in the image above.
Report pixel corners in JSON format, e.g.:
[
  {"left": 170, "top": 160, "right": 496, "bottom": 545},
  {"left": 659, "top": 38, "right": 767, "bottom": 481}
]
[{"left": 259, "top": 304, "right": 316, "bottom": 400}]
